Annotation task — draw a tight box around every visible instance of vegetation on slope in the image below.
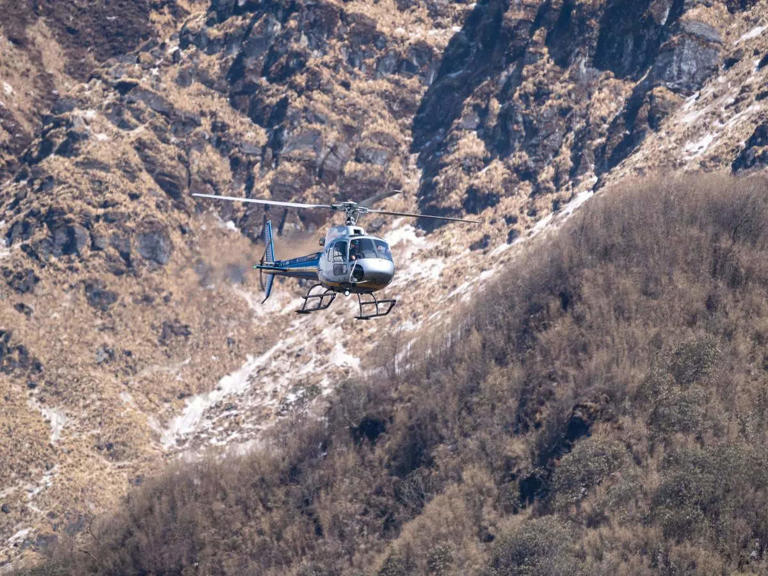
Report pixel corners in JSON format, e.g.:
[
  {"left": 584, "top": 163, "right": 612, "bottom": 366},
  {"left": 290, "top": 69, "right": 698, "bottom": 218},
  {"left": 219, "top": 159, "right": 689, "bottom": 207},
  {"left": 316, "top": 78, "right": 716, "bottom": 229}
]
[{"left": 24, "top": 174, "right": 768, "bottom": 575}]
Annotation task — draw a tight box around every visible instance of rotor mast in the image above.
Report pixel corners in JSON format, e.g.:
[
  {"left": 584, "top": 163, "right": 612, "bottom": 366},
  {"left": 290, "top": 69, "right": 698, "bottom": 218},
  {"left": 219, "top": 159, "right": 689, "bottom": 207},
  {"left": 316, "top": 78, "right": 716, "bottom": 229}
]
[{"left": 333, "top": 202, "right": 367, "bottom": 225}]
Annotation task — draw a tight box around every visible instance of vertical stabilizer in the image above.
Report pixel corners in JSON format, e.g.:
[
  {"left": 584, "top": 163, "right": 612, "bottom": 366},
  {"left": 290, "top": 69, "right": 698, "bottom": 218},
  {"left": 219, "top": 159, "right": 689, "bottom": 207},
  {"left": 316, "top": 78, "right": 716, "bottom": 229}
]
[{"left": 262, "top": 220, "right": 276, "bottom": 302}]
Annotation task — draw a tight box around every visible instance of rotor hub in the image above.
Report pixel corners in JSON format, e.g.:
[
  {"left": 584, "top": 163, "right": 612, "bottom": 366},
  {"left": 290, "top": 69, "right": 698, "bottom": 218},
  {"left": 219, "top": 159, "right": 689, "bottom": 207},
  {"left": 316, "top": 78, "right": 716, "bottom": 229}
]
[{"left": 332, "top": 202, "right": 368, "bottom": 225}]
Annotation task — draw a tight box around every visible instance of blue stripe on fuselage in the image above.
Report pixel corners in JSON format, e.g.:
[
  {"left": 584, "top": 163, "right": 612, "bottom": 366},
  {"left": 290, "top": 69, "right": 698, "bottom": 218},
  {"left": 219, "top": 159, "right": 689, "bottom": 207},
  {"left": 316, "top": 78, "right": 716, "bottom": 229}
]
[{"left": 254, "top": 252, "right": 321, "bottom": 280}]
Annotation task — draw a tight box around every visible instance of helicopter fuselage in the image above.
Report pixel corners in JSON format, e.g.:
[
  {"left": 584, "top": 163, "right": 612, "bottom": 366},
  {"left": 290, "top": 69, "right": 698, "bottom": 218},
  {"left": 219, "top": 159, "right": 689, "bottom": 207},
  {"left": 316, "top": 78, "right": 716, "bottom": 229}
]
[{"left": 254, "top": 225, "right": 395, "bottom": 295}]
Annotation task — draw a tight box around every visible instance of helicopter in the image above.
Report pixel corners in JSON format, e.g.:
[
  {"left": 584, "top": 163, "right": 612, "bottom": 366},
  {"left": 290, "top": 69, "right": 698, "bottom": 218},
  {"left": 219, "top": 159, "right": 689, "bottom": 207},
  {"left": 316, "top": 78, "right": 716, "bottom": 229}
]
[{"left": 193, "top": 191, "right": 480, "bottom": 319}]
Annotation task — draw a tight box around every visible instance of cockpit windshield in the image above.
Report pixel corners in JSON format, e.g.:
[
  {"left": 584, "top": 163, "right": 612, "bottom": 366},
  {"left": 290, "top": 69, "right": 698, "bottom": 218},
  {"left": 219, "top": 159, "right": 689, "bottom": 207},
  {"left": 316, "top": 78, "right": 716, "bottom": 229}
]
[
  {"left": 349, "top": 239, "right": 376, "bottom": 260},
  {"left": 348, "top": 238, "right": 392, "bottom": 261}
]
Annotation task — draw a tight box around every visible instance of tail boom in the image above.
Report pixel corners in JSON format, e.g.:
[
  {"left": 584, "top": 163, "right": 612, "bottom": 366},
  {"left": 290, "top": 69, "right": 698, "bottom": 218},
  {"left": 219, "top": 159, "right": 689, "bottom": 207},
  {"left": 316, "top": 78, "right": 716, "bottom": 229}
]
[
  {"left": 254, "top": 253, "right": 321, "bottom": 281},
  {"left": 257, "top": 220, "right": 320, "bottom": 301}
]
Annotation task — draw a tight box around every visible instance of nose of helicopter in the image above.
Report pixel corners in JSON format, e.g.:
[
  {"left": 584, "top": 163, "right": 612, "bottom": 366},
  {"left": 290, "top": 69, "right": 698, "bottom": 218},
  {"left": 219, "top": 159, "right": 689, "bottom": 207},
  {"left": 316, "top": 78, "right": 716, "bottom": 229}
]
[{"left": 352, "top": 258, "right": 395, "bottom": 289}]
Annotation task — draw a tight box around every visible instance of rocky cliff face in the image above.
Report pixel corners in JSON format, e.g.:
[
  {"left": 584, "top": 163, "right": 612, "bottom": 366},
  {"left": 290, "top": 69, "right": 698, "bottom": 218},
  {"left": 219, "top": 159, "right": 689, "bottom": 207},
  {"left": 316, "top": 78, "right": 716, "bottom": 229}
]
[
  {"left": 0, "top": 0, "right": 766, "bottom": 568},
  {"left": 413, "top": 0, "right": 739, "bottom": 220}
]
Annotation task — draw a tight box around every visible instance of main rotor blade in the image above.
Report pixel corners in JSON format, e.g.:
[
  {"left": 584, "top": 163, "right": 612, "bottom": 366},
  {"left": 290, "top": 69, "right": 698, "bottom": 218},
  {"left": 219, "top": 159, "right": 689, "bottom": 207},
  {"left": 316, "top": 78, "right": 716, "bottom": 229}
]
[
  {"left": 359, "top": 189, "right": 401, "bottom": 208},
  {"left": 367, "top": 208, "right": 481, "bottom": 224},
  {"left": 193, "top": 193, "right": 332, "bottom": 210}
]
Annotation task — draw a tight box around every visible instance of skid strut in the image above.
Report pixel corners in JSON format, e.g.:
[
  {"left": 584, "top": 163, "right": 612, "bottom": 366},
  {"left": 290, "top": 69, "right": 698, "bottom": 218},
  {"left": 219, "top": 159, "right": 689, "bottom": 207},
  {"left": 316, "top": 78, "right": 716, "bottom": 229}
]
[
  {"left": 297, "top": 284, "right": 336, "bottom": 314},
  {"left": 356, "top": 292, "right": 396, "bottom": 320}
]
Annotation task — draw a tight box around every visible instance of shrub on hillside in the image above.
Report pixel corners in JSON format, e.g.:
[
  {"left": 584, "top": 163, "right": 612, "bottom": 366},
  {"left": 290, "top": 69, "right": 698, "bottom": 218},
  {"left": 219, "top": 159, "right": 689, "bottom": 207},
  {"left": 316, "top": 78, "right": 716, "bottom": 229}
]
[
  {"left": 652, "top": 444, "right": 768, "bottom": 555},
  {"left": 484, "top": 518, "right": 582, "bottom": 576},
  {"left": 551, "top": 436, "right": 626, "bottom": 511}
]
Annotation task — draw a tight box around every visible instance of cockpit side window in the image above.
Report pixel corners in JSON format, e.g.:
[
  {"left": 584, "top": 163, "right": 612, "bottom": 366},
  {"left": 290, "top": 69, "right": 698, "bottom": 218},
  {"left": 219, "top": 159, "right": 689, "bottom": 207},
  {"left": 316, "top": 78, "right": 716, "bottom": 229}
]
[
  {"left": 331, "top": 241, "right": 347, "bottom": 262},
  {"left": 374, "top": 240, "right": 392, "bottom": 261}
]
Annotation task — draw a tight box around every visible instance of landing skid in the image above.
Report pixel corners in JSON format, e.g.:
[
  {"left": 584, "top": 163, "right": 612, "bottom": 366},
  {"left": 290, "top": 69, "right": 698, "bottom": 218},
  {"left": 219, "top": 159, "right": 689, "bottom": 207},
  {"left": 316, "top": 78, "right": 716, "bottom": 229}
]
[
  {"left": 297, "top": 284, "right": 336, "bottom": 314},
  {"left": 356, "top": 292, "right": 396, "bottom": 320}
]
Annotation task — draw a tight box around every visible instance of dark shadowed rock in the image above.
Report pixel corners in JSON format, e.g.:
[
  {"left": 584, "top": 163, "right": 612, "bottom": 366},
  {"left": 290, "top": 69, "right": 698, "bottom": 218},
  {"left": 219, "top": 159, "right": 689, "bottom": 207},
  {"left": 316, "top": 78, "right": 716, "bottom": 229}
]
[
  {"left": 85, "top": 280, "right": 118, "bottom": 311},
  {"left": 463, "top": 186, "right": 500, "bottom": 214},
  {"left": 319, "top": 142, "right": 352, "bottom": 183},
  {"left": 128, "top": 88, "right": 174, "bottom": 117},
  {"left": 6, "top": 217, "right": 37, "bottom": 245},
  {"left": 651, "top": 28, "right": 721, "bottom": 95},
  {"left": 400, "top": 41, "right": 437, "bottom": 81},
  {"left": 135, "top": 142, "right": 187, "bottom": 199},
  {"left": 113, "top": 78, "right": 140, "bottom": 95},
  {"left": 51, "top": 223, "right": 89, "bottom": 258},
  {"left": 0, "top": 330, "right": 42, "bottom": 374},
  {"left": 136, "top": 224, "right": 173, "bottom": 265},
  {"left": 470, "top": 234, "right": 491, "bottom": 251},
  {"left": 160, "top": 320, "right": 191, "bottom": 345},
  {"left": 34, "top": 533, "right": 58, "bottom": 554},
  {"left": 355, "top": 145, "right": 391, "bottom": 166},
  {"left": 301, "top": 2, "right": 341, "bottom": 51},
  {"left": 4, "top": 269, "right": 39, "bottom": 294},
  {"left": 732, "top": 123, "right": 768, "bottom": 173},
  {"left": 209, "top": 0, "right": 237, "bottom": 23},
  {"left": 110, "top": 234, "right": 132, "bottom": 264},
  {"left": 55, "top": 129, "right": 88, "bottom": 158},
  {"left": 598, "top": 85, "right": 681, "bottom": 173},
  {"left": 14, "top": 303, "right": 33, "bottom": 316},
  {"left": 171, "top": 113, "right": 201, "bottom": 138},
  {"left": 90, "top": 234, "right": 108, "bottom": 251},
  {"left": 593, "top": 0, "right": 683, "bottom": 79}
]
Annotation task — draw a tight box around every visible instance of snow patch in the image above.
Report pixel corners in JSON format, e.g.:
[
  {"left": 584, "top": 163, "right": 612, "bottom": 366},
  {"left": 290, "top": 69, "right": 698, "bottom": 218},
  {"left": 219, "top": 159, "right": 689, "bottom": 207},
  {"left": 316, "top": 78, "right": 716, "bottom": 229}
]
[
  {"left": 329, "top": 342, "right": 361, "bottom": 371},
  {"left": 737, "top": 25, "right": 767, "bottom": 44},
  {"left": 560, "top": 189, "right": 594, "bottom": 218},
  {"left": 684, "top": 133, "right": 717, "bottom": 159},
  {"left": 682, "top": 92, "right": 700, "bottom": 112},
  {"left": 682, "top": 105, "right": 707, "bottom": 125},
  {"left": 386, "top": 221, "right": 426, "bottom": 251},
  {"left": 233, "top": 286, "right": 299, "bottom": 316},
  {"left": 27, "top": 397, "right": 67, "bottom": 444},
  {"left": 120, "top": 391, "right": 135, "bottom": 406},
  {"left": 2, "top": 82, "right": 13, "bottom": 96},
  {"left": 162, "top": 341, "right": 284, "bottom": 448},
  {"left": 6, "top": 528, "right": 30, "bottom": 546},
  {"left": 40, "top": 407, "right": 67, "bottom": 444}
]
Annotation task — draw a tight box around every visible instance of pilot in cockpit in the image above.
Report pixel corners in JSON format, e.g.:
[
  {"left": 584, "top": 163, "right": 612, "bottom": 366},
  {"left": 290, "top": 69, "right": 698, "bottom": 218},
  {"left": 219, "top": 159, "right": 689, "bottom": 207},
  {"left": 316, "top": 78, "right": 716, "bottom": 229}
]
[{"left": 349, "top": 239, "right": 363, "bottom": 261}]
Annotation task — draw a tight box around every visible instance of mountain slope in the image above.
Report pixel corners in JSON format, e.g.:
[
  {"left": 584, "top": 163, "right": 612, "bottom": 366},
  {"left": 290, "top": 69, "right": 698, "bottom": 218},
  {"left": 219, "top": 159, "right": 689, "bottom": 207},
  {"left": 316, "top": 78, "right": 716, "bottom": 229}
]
[
  {"left": 23, "top": 174, "right": 768, "bottom": 576},
  {"left": 0, "top": 0, "right": 767, "bottom": 569}
]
